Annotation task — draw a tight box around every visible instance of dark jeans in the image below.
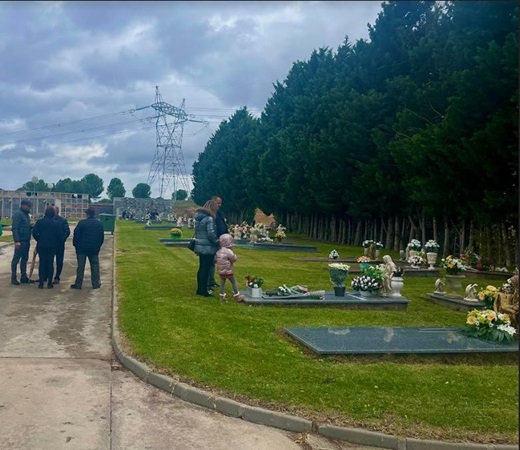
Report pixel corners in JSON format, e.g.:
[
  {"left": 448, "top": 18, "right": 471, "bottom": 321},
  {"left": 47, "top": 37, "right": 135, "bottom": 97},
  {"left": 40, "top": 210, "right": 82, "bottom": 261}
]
[
  {"left": 11, "top": 240, "right": 30, "bottom": 280},
  {"left": 74, "top": 253, "right": 100, "bottom": 288},
  {"left": 38, "top": 248, "right": 55, "bottom": 286},
  {"left": 197, "top": 254, "right": 214, "bottom": 294},
  {"left": 55, "top": 244, "right": 65, "bottom": 279},
  {"left": 208, "top": 261, "right": 217, "bottom": 287}
]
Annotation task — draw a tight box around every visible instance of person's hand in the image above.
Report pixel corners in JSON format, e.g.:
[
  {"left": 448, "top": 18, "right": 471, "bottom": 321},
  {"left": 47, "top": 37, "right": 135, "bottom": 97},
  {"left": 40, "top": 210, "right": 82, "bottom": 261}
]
[{"left": 15, "top": 242, "right": 21, "bottom": 249}]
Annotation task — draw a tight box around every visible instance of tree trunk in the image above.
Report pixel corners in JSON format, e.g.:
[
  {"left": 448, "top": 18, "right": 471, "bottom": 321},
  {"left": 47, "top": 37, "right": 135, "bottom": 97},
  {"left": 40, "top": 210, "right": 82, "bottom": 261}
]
[
  {"left": 354, "top": 221, "right": 363, "bottom": 247},
  {"left": 460, "top": 219, "right": 466, "bottom": 258},
  {"left": 443, "top": 216, "right": 450, "bottom": 257},
  {"left": 433, "top": 217, "right": 437, "bottom": 243},
  {"left": 387, "top": 216, "right": 394, "bottom": 250}
]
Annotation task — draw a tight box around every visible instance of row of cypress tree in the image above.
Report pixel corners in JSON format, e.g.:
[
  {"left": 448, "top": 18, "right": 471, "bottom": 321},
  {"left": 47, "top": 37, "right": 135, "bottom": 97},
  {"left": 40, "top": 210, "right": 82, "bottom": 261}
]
[{"left": 192, "top": 1, "right": 518, "bottom": 267}]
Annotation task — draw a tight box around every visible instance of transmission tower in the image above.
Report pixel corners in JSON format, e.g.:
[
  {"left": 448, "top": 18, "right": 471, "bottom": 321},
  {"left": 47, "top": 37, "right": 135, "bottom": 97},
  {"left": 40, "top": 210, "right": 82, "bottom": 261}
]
[{"left": 146, "top": 86, "right": 205, "bottom": 200}]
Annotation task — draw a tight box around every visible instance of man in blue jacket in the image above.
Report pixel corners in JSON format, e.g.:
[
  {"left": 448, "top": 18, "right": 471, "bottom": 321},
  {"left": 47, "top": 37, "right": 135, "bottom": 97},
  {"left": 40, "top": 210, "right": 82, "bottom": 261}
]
[
  {"left": 10, "top": 199, "right": 34, "bottom": 285},
  {"left": 70, "top": 207, "right": 105, "bottom": 290}
]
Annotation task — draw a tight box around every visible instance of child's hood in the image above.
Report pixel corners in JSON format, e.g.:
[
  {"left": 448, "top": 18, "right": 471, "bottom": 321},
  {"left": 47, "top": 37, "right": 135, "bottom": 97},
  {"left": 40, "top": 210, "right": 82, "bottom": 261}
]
[{"left": 219, "top": 233, "right": 234, "bottom": 247}]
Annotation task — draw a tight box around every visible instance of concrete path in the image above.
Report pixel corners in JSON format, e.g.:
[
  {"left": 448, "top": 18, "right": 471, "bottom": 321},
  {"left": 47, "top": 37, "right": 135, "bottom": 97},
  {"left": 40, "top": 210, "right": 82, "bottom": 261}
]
[{"left": 0, "top": 235, "right": 373, "bottom": 450}]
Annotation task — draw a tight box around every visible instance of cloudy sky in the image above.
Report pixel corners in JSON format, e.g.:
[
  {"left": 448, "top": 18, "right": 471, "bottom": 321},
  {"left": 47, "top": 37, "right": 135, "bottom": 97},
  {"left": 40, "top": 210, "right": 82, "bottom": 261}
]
[{"left": 0, "top": 1, "right": 383, "bottom": 199}]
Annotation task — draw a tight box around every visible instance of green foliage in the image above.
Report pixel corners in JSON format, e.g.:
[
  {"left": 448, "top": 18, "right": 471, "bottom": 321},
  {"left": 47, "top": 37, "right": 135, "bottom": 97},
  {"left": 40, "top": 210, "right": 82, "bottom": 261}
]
[
  {"left": 81, "top": 173, "right": 104, "bottom": 200},
  {"left": 132, "top": 182, "right": 151, "bottom": 198},
  {"left": 174, "top": 189, "right": 188, "bottom": 201},
  {"left": 107, "top": 177, "right": 126, "bottom": 200},
  {"left": 189, "top": 0, "right": 518, "bottom": 238}
]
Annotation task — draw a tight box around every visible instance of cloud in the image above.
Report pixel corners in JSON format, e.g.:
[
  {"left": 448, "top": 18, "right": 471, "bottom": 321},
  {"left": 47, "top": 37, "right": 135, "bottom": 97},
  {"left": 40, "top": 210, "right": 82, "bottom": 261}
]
[{"left": 0, "top": 1, "right": 382, "bottom": 198}]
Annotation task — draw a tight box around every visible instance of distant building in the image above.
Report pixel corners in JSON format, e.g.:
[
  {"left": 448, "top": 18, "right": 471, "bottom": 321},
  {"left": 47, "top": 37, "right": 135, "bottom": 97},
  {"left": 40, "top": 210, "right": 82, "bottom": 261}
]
[{"left": 0, "top": 190, "right": 90, "bottom": 219}]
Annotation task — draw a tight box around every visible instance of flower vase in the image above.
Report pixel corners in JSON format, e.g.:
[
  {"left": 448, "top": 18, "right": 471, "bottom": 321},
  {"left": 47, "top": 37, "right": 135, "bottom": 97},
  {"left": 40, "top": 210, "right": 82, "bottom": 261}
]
[
  {"left": 363, "top": 248, "right": 368, "bottom": 256},
  {"left": 276, "top": 236, "right": 282, "bottom": 243},
  {"left": 375, "top": 249, "right": 380, "bottom": 259},
  {"left": 333, "top": 286, "right": 346, "bottom": 297},
  {"left": 426, "top": 252, "right": 437, "bottom": 270},
  {"left": 390, "top": 277, "right": 404, "bottom": 297},
  {"left": 409, "top": 250, "right": 418, "bottom": 258},
  {"left": 359, "top": 290, "right": 371, "bottom": 297},
  {"left": 247, "top": 286, "right": 262, "bottom": 298},
  {"left": 445, "top": 274, "right": 466, "bottom": 293}
]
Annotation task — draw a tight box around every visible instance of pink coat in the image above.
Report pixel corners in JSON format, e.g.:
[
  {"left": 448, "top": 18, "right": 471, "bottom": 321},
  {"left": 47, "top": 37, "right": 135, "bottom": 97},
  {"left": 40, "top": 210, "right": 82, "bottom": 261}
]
[{"left": 215, "top": 234, "right": 237, "bottom": 276}]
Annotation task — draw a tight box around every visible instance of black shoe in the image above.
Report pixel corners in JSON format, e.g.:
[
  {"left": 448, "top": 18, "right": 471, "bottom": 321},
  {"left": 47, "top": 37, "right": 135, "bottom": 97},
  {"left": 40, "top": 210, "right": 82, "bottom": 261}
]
[
  {"left": 196, "top": 291, "right": 213, "bottom": 297},
  {"left": 38, "top": 284, "right": 44, "bottom": 289},
  {"left": 47, "top": 283, "right": 54, "bottom": 289},
  {"left": 92, "top": 284, "right": 101, "bottom": 289},
  {"left": 53, "top": 278, "right": 60, "bottom": 284},
  {"left": 20, "top": 278, "right": 35, "bottom": 284},
  {"left": 70, "top": 284, "right": 82, "bottom": 290},
  {"left": 11, "top": 279, "right": 20, "bottom": 286}
]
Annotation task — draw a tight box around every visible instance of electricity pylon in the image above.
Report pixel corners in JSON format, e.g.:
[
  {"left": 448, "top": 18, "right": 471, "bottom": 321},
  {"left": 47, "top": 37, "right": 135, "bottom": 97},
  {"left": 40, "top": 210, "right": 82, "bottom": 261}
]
[{"left": 146, "top": 86, "right": 205, "bottom": 200}]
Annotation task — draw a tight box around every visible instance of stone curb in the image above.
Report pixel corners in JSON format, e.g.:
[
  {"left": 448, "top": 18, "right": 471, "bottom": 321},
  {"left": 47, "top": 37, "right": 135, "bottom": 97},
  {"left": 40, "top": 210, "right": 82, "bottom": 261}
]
[{"left": 109, "top": 237, "right": 517, "bottom": 450}]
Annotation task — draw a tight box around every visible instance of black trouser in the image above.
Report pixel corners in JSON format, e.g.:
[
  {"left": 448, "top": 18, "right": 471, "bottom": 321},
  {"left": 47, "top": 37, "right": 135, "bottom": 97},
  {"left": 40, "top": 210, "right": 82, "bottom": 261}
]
[
  {"left": 197, "top": 254, "right": 214, "bottom": 294},
  {"left": 55, "top": 244, "right": 65, "bottom": 279},
  {"left": 74, "top": 252, "right": 100, "bottom": 288},
  {"left": 38, "top": 248, "right": 55, "bottom": 286},
  {"left": 11, "top": 240, "right": 30, "bottom": 280}
]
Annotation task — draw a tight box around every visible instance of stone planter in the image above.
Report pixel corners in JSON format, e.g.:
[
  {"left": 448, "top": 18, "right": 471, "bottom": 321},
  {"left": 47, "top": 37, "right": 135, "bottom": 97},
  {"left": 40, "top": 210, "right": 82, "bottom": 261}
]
[
  {"left": 333, "top": 286, "right": 346, "bottom": 297},
  {"left": 409, "top": 250, "right": 419, "bottom": 258},
  {"left": 359, "top": 290, "right": 371, "bottom": 297},
  {"left": 426, "top": 252, "right": 438, "bottom": 270},
  {"left": 363, "top": 248, "right": 369, "bottom": 256},
  {"left": 247, "top": 286, "right": 262, "bottom": 298},
  {"left": 390, "top": 277, "right": 404, "bottom": 297},
  {"left": 445, "top": 274, "right": 466, "bottom": 292}
]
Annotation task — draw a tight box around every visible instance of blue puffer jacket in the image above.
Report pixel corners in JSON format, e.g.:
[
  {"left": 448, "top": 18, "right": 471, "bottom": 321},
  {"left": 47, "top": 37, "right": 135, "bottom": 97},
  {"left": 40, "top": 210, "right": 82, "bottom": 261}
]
[{"left": 193, "top": 209, "right": 219, "bottom": 255}]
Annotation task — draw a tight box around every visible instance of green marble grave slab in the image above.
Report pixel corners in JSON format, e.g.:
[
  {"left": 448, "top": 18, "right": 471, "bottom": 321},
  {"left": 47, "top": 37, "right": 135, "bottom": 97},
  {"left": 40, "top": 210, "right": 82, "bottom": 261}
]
[{"left": 285, "top": 326, "right": 518, "bottom": 355}]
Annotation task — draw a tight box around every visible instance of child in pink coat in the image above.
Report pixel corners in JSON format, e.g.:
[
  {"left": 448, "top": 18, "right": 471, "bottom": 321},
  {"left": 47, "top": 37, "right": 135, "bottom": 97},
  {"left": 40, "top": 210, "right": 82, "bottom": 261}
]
[{"left": 215, "top": 233, "right": 245, "bottom": 302}]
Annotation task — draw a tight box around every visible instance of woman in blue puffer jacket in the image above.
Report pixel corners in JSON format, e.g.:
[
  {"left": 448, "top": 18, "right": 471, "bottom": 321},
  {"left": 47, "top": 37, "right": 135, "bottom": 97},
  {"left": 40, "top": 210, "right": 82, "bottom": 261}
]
[{"left": 193, "top": 199, "right": 220, "bottom": 297}]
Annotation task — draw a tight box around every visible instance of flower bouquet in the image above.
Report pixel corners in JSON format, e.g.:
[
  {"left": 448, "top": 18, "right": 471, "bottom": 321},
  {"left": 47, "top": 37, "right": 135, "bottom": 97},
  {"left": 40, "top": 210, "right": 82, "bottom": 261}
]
[
  {"left": 408, "top": 255, "right": 423, "bottom": 267},
  {"left": 170, "top": 227, "right": 182, "bottom": 238},
  {"left": 362, "top": 239, "right": 374, "bottom": 248},
  {"left": 407, "top": 239, "right": 422, "bottom": 251},
  {"left": 441, "top": 255, "right": 466, "bottom": 275},
  {"left": 464, "top": 309, "right": 517, "bottom": 343},
  {"left": 375, "top": 241, "right": 384, "bottom": 249},
  {"left": 274, "top": 224, "right": 287, "bottom": 241},
  {"left": 478, "top": 285, "right": 498, "bottom": 309},
  {"left": 245, "top": 275, "right": 264, "bottom": 288},
  {"left": 329, "top": 249, "right": 339, "bottom": 260},
  {"left": 424, "top": 239, "right": 440, "bottom": 253},
  {"left": 351, "top": 275, "right": 382, "bottom": 292},
  {"left": 328, "top": 263, "right": 350, "bottom": 287}
]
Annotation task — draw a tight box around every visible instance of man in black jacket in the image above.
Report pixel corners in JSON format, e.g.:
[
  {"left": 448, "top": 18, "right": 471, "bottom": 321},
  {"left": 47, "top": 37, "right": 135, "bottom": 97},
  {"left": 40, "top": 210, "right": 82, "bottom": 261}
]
[
  {"left": 53, "top": 205, "right": 71, "bottom": 284},
  {"left": 10, "top": 199, "right": 34, "bottom": 285},
  {"left": 70, "top": 207, "right": 105, "bottom": 290}
]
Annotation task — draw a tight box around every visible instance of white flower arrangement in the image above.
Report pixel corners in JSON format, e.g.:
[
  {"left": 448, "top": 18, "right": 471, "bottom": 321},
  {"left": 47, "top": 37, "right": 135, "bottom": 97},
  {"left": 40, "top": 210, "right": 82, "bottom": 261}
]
[
  {"left": 375, "top": 241, "right": 384, "bottom": 249},
  {"left": 407, "top": 239, "right": 422, "bottom": 251},
  {"left": 328, "top": 263, "right": 350, "bottom": 286},
  {"left": 275, "top": 224, "right": 287, "bottom": 239},
  {"left": 351, "top": 275, "right": 382, "bottom": 292},
  {"left": 408, "top": 255, "right": 424, "bottom": 266},
  {"left": 362, "top": 239, "right": 374, "bottom": 248},
  {"left": 329, "top": 249, "right": 339, "bottom": 259},
  {"left": 424, "top": 240, "right": 440, "bottom": 252}
]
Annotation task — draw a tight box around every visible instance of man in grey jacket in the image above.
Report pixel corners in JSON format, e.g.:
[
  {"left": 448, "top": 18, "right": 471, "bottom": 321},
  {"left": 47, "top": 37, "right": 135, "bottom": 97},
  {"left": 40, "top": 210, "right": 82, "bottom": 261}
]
[{"left": 11, "top": 199, "right": 34, "bottom": 285}]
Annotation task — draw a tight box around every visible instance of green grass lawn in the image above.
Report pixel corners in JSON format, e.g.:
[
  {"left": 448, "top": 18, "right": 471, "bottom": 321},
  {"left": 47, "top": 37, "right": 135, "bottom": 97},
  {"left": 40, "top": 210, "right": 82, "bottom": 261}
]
[{"left": 115, "top": 220, "right": 518, "bottom": 444}]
